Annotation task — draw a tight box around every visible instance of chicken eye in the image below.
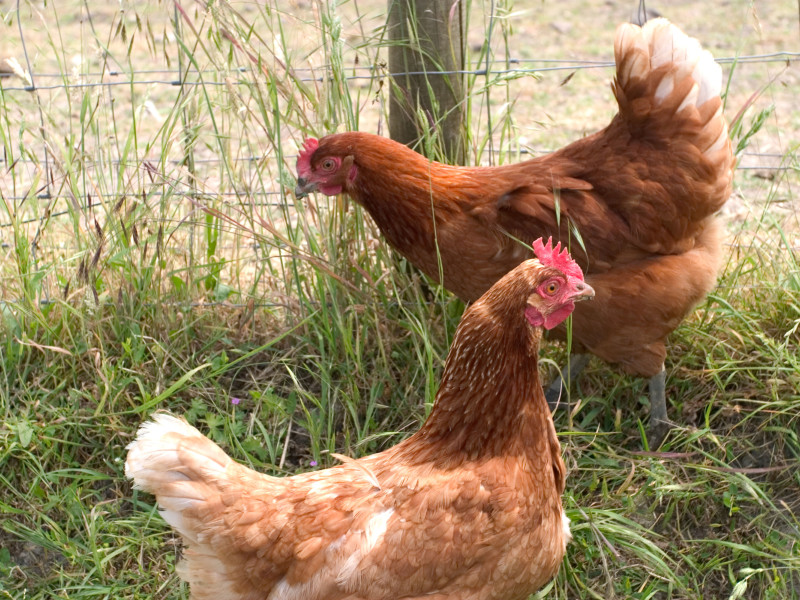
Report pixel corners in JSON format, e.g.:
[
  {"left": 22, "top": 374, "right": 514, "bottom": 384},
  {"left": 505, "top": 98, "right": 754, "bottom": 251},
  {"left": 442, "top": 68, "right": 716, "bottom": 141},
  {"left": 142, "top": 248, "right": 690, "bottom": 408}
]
[
  {"left": 321, "top": 158, "right": 337, "bottom": 172},
  {"left": 545, "top": 282, "right": 559, "bottom": 295}
]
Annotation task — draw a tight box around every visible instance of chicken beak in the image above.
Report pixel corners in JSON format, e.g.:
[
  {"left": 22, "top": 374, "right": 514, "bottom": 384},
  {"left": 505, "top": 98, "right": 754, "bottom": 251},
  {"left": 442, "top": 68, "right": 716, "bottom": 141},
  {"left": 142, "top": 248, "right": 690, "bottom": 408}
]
[
  {"left": 294, "top": 177, "right": 318, "bottom": 199},
  {"left": 570, "top": 281, "right": 595, "bottom": 302}
]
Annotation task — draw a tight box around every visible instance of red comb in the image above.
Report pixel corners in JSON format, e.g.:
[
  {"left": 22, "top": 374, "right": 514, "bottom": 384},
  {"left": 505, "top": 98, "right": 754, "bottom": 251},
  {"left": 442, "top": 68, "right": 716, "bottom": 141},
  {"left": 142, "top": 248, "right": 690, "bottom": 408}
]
[
  {"left": 532, "top": 237, "right": 584, "bottom": 281},
  {"left": 296, "top": 137, "right": 319, "bottom": 177}
]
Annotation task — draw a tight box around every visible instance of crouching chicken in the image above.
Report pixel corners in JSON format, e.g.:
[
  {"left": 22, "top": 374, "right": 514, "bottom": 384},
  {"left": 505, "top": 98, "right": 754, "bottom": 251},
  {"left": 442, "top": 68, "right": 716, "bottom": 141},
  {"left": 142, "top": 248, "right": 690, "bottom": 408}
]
[
  {"left": 295, "top": 18, "right": 735, "bottom": 444},
  {"left": 125, "top": 238, "right": 594, "bottom": 600}
]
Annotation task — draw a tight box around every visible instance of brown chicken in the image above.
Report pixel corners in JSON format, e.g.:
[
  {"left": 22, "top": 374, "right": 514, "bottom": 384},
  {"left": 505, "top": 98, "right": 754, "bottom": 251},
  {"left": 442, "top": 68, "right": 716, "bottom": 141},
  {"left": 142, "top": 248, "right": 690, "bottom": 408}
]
[
  {"left": 125, "top": 239, "right": 594, "bottom": 600},
  {"left": 295, "top": 18, "right": 735, "bottom": 442}
]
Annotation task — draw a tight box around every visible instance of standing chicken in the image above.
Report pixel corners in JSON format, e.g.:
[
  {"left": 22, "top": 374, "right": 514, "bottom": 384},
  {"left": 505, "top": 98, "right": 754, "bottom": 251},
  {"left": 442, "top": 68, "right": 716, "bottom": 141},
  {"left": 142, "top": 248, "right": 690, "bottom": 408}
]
[
  {"left": 295, "top": 18, "right": 735, "bottom": 443},
  {"left": 125, "top": 239, "right": 594, "bottom": 600}
]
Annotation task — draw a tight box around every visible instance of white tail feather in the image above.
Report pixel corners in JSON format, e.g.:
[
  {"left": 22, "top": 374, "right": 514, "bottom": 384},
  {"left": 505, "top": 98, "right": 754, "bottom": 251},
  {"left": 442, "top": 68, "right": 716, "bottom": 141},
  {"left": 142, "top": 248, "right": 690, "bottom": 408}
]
[
  {"left": 617, "top": 19, "right": 723, "bottom": 108},
  {"left": 615, "top": 18, "right": 727, "bottom": 162},
  {"left": 125, "top": 413, "right": 232, "bottom": 533}
]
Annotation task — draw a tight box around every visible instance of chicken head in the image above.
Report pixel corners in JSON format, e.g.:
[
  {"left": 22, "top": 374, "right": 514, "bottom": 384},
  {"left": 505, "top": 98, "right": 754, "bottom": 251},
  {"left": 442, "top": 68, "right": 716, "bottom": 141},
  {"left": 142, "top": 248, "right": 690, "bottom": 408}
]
[
  {"left": 526, "top": 238, "right": 594, "bottom": 330},
  {"left": 295, "top": 137, "right": 358, "bottom": 197}
]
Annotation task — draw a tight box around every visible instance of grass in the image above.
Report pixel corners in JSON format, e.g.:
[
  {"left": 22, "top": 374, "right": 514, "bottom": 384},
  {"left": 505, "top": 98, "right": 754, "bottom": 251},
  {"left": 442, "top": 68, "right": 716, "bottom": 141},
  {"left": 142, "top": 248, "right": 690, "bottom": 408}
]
[{"left": 1, "top": 0, "right": 799, "bottom": 599}]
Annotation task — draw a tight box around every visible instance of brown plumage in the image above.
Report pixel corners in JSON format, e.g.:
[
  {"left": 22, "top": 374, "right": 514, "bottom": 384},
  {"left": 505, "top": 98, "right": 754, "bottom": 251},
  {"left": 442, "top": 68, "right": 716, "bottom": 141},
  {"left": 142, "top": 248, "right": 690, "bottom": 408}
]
[
  {"left": 295, "top": 19, "right": 735, "bottom": 438},
  {"left": 125, "top": 245, "right": 595, "bottom": 600}
]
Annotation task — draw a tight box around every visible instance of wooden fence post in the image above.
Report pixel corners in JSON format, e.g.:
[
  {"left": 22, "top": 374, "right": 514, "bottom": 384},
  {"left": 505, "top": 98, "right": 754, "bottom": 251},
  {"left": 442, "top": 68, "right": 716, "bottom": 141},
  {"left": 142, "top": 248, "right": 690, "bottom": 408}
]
[{"left": 387, "top": 0, "right": 466, "bottom": 164}]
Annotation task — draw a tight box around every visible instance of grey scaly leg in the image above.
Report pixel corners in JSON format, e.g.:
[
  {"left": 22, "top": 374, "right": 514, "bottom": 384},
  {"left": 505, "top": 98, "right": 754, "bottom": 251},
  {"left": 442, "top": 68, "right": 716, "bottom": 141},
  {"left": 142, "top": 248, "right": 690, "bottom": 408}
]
[
  {"left": 647, "top": 365, "right": 670, "bottom": 447},
  {"left": 545, "top": 354, "right": 591, "bottom": 411}
]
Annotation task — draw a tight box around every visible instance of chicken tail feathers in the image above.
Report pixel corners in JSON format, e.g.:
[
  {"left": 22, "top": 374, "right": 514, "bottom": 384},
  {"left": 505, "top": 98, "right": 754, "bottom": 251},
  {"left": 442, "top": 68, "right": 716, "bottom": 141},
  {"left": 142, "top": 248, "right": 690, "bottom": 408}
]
[
  {"left": 605, "top": 18, "right": 734, "bottom": 252},
  {"left": 125, "top": 413, "right": 232, "bottom": 531},
  {"left": 614, "top": 18, "right": 731, "bottom": 175},
  {"left": 126, "top": 413, "right": 268, "bottom": 599}
]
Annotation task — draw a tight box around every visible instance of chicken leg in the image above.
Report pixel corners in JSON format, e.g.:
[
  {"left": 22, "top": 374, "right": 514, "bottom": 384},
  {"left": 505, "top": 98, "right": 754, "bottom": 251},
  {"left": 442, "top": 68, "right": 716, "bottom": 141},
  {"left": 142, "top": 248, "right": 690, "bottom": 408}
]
[
  {"left": 647, "top": 366, "right": 670, "bottom": 448},
  {"left": 546, "top": 358, "right": 671, "bottom": 447},
  {"left": 544, "top": 354, "right": 591, "bottom": 410}
]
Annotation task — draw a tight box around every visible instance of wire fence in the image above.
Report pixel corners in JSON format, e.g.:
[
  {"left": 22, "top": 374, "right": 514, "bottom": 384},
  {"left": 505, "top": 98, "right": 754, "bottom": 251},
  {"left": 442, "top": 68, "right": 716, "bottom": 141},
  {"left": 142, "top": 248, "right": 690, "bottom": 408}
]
[
  {"left": 2, "top": 61, "right": 796, "bottom": 220},
  {"left": 1, "top": 1, "right": 798, "bottom": 307},
  {"left": 2, "top": 50, "right": 799, "bottom": 89}
]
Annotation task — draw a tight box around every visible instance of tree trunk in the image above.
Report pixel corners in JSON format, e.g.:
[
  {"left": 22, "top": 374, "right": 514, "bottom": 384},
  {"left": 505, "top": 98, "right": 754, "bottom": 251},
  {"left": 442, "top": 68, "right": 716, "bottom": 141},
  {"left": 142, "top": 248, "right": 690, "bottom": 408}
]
[{"left": 387, "top": 0, "right": 466, "bottom": 164}]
